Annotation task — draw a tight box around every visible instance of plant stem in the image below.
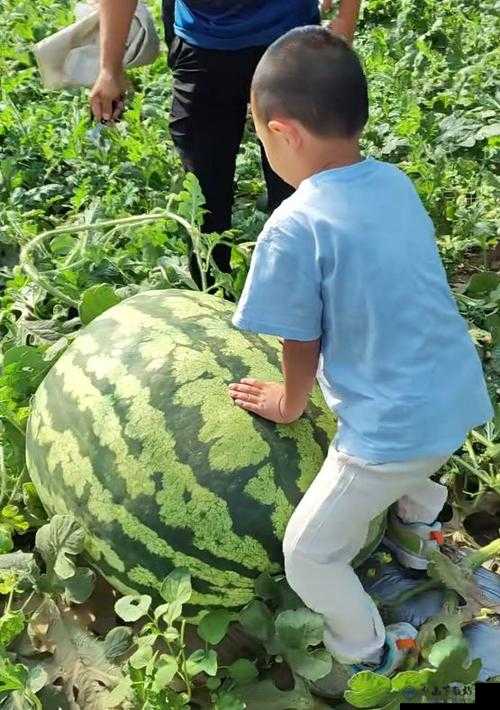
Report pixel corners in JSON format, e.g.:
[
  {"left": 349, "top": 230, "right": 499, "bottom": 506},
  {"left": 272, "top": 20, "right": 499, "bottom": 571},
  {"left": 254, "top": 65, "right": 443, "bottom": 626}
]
[
  {"left": 465, "top": 539, "right": 500, "bottom": 571},
  {"left": 20, "top": 210, "right": 206, "bottom": 302}
]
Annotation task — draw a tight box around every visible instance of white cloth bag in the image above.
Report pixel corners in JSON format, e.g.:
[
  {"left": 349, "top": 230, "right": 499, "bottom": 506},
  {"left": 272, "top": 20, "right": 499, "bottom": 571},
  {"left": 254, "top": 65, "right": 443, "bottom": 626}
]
[{"left": 33, "top": 1, "right": 160, "bottom": 89}]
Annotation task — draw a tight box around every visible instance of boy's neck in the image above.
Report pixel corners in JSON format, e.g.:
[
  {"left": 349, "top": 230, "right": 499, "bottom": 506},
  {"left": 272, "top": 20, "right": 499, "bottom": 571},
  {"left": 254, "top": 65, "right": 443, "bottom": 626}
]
[{"left": 298, "top": 138, "right": 363, "bottom": 185}]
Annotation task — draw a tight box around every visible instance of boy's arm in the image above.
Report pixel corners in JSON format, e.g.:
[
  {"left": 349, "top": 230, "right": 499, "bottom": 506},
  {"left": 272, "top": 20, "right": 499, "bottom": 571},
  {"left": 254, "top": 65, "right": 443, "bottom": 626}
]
[
  {"left": 90, "top": 0, "right": 138, "bottom": 121},
  {"left": 229, "top": 339, "right": 320, "bottom": 424},
  {"left": 323, "top": 0, "right": 361, "bottom": 43}
]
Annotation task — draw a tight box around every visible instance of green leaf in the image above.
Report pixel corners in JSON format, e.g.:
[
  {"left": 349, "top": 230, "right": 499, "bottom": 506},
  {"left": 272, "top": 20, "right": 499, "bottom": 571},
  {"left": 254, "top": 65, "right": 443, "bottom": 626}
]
[
  {"left": 26, "top": 665, "right": 48, "bottom": 693},
  {"left": 22, "top": 482, "right": 47, "bottom": 526},
  {"left": 0, "top": 524, "right": 14, "bottom": 554},
  {"left": 0, "top": 570, "right": 18, "bottom": 595},
  {"left": 106, "top": 676, "right": 134, "bottom": 708},
  {"left": 164, "top": 626, "right": 180, "bottom": 642},
  {"left": 115, "top": 594, "right": 152, "bottom": 622},
  {"left": 160, "top": 567, "right": 192, "bottom": 604},
  {"left": 285, "top": 648, "right": 332, "bottom": 682},
  {"left": 154, "top": 600, "right": 183, "bottom": 625},
  {"left": 427, "top": 550, "right": 477, "bottom": 598},
  {"left": 103, "top": 626, "right": 133, "bottom": 659},
  {"left": 0, "top": 611, "right": 25, "bottom": 649},
  {"left": 153, "top": 654, "right": 178, "bottom": 690},
  {"left": 213, "top": 690, "right": 246, "bottom": 710},
  {"left": 235, "top": 677, "right": 322, "bottom": 709},
  {"left": 427, "top": 635, "right": 481, "bottom": 687},
  {"left": 129, "top": 643, "right": 154, "bottom": 670},
  {"left": 185, "top": 648, "right": 218, "bottom": 677},
  {"left": 0, "top": 657, "right": 27, "bottom": 693},
  {"left": 465, "top": 272, "right": 500, "bottom": 297},
  {"left": 79, "top": 284, "right": 121, "bottom": 325},
  {"left": 35, "top": 514, "right": 85, "bottom": 580},
  {"left": 63, "top": 566, "right": 95, "bottom": 603},
  {"left": 239, "top": 600, "right": 274, "bottom": 642},
  {"left": 344, "top": 670, "right": 392, "bottom": 708},
  {"left": 50, "top": 234, "right": 76, "bottom": 256},
  {"left": 275, "top": 608, "right": 324, "bottom": 649},
  {"left": 254, "top": 572, "right": 282, "bottom": 603},
  {"left": 391, "top": 669, "right": 433, "bottom": 692},
  {"left": 198, "top": 609, "right": 233, "bottom": 645},
  {"left": 227, "top": 658, "right": 259, "bottom": 685}
]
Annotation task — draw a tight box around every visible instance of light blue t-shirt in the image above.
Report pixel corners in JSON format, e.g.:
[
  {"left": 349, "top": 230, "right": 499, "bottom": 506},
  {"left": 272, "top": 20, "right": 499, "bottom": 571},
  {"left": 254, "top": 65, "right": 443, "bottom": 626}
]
[{"left": 233, "top": 158, "right": 493, "bottom": 463}]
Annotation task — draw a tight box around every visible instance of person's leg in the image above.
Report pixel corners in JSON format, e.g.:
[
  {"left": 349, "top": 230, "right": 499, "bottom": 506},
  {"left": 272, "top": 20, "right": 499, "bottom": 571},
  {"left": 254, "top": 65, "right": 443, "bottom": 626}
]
[
  {"left": 384, "top": 468, "right": 449, "bottom": 569},
  {"left": 168, "top": 39, "right": 249, "bottom": 278},
  {"left": 395, "top": 476, "right": 448, "bottom": 524},
  {"left": 283, "top": 450, "right": 448, "bottom": 664}
]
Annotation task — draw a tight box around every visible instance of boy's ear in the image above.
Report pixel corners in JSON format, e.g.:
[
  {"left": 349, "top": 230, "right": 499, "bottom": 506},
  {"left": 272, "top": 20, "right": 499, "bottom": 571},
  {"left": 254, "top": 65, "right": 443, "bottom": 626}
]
[{"left": 268, "top": 119, "right": 301, "bottom": 148}]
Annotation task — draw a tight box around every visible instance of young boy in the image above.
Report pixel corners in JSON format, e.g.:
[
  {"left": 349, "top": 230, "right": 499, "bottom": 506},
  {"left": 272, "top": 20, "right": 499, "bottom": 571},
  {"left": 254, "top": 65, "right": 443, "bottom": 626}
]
[{"left": 228, "top": 28, "right": 493, "bottom": 693}]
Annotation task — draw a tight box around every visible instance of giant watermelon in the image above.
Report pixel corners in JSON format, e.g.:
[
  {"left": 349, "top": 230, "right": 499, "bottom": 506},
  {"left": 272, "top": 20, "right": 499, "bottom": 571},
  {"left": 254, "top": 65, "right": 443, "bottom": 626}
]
[{"left": 26, "top": 290, "right": 385, "bottom": 610}]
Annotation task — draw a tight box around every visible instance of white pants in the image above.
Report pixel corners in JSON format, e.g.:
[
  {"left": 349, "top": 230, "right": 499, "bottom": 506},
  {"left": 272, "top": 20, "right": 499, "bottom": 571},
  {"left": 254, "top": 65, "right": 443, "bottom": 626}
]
[{"left": 283, "top": 448, "right": 449, "bottom": 664}]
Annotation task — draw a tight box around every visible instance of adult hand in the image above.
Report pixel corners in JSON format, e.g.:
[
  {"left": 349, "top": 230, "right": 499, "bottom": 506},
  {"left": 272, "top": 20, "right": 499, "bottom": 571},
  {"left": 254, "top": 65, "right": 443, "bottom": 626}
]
[
  {"left": 90, "top": 68, "right": 127, "bottom": 122},
  {"left": 321, "top": 0, "right": 334, "bottom": 12},
  {"left": 228, "top": 379, "right": 303, "bottom": 424}
]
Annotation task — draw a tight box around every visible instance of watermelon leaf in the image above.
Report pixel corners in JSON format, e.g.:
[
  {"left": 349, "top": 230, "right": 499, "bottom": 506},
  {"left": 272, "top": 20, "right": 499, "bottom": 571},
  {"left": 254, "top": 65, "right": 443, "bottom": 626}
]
[
  {"left": 284, "top": 648, "right": 332, "bottom": 682},
  {"left": 227, "top": 658, "right": 259, "bottom": 685},
  {"left": 213, "top": 690, "right": 246, "bottom": 710},
  {"left": 79, "top": 284, "right": 121, "bottom": 325},
  {"left": 129, "top": 644, "right": 154, "bottom": 670},
  {"left": 0, "top": 525, "right": 13, "bottom": 554},
  {"left": 103, "top": 627, "right": 133, "bottom": 660},
  {"left": 254, "top": 573, "right": 282, "bottom": 604},
  {"left": 0, "top": 611, "right": 26, "bottom": 649},
  {"left": 198, "top": 609, "right": 233, "bottom": 645},
  {"left": 35, "top": 515, "right": 86, "bottom": 580},
  {"left": 239, "top": 600, "right": 274, "bottom": 642},
  {"left": 427, "top": 635, "right": 481, "bottom": 687},
  {"left": 63, "top": 567, "right": 95, "bottom": 604},
  {"left": 153, "top": 654, "right": 178, "bottom": 690},
  {"left": 234, "top": 676, "right": 329, "bottom": 709},
  {"left": 344, "top": 670, "right": 392, "bottom": 708},
  {"left": 115, "top": 594, "right": 152, "bottom": 623},
  {"left": 275, "top": 609, "right": 324, "bottom": 649},
  {"left": 154, "top": 600, "right": 183, "bottom": 626},
  {"left": 160, "top": 567, "right": 192, "bottom": 605},
  {"left": 185, "top": 649, "right": 218, "bottom": 677}
]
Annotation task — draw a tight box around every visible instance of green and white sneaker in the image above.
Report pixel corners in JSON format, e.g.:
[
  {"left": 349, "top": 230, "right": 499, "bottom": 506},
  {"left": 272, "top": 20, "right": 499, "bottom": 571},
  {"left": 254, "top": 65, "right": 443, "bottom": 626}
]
[
  {"left": 311, "top": 623, "right": 418, "bottom": 700},
  {"left": 383, "top": 509, "right": 445, "bottom": 570}
]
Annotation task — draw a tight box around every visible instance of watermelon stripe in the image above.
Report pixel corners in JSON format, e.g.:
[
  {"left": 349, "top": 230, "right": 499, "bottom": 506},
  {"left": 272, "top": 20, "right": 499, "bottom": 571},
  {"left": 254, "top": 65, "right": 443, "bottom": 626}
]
[
  {"left": 27, "top": 290, "right": 361, "bottom": 611},
  {"left": 37, "top": 341, "right": 282, "bottom": 577},
  {"left": 29, "top": 393, "right": 262, "bottom": 591}
]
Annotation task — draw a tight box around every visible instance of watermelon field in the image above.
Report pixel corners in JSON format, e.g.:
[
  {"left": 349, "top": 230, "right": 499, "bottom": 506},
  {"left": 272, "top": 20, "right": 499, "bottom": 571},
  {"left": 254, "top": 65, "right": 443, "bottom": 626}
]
[{"left": 0, "top": 0, "right": 499, "bottom": 707}]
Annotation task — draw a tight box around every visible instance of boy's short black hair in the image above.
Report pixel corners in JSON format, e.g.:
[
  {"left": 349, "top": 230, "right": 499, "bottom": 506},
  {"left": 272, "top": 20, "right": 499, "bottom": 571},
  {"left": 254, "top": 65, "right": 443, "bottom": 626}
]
[{"left": 252, "top": 27, "right": 369, "bottom": 138}]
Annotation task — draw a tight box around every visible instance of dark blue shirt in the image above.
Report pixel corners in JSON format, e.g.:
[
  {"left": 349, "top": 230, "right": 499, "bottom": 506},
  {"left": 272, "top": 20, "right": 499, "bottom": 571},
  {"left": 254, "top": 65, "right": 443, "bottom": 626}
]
[{"left": 174, "top": 0, "right": 320, "bottom": 50}]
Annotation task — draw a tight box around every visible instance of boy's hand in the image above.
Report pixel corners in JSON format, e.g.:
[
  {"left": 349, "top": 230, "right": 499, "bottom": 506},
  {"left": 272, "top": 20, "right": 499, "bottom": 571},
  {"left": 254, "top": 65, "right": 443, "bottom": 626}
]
[{"left": 228, "top": 379, "right": 303, "bottom": 424}]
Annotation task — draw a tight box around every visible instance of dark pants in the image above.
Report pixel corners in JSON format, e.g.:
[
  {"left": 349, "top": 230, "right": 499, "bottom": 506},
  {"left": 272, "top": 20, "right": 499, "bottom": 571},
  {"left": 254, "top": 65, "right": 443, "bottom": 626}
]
[{"left": 162, "top": 2, "right": 294, "bottom": 275}]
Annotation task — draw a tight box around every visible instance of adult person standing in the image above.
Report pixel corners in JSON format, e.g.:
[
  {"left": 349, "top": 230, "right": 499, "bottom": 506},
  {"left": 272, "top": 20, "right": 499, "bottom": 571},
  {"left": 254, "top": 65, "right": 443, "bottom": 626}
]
[{"left": 90, "top": 1, "right": 361, "bottom": 274}]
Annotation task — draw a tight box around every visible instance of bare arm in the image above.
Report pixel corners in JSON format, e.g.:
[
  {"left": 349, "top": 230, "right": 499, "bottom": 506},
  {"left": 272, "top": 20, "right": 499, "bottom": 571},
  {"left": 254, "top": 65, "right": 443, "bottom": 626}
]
[
  {"left": 229, "top": 339, "right": 320, "bottom": 424},
  {"left": 281, "top": 339, "right": 320, "bottom": 420},
  {"left": 323, "top": 0, "right": 362, "bottom": 43},
  {"left": 90, "top": 0, "right": 138, "bottom": 121}
]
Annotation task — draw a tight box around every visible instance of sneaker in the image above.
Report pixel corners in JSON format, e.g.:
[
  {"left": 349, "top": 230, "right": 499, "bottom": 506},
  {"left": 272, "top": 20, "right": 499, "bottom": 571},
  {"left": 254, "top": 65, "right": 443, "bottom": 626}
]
[
  {"left": 310, "top": 622, "right": 418, "bottom": 700},
  {"left": 383, "top": 509, "right": 445, "bottom": 570}
]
